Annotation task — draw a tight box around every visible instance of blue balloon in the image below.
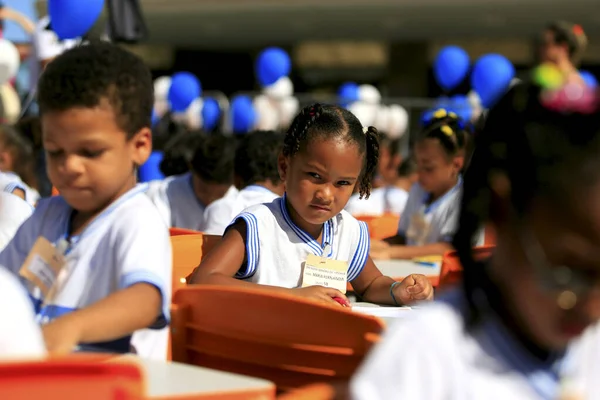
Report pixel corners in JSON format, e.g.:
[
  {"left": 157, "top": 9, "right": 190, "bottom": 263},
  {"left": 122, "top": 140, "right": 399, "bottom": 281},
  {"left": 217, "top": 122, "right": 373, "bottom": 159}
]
[
  {"left": 449, "top": 95, "right": 472, "bottom": 122},
  {"left": 138, "top": 151, "right": 165, "bottom": 183},
  {"left": 256, "top": 47, "right": 292, "bottom": 87},
  {"left": 230, "top": 96, "right": 256, "bottom": 134},
  {"left": 420, "top": 110, "right": 435, "bottom": 126},
  {"left": 49, "top": 0, "right": 105, "bottom": 40},
  {"left": 471, "top": 54, "right": 515, "bottom": 109},
  {"left": 338, "top": 82, "right": 360, "bottom": 106},
  {"left": 168, "top": 72, "right": 201, "bottom": 112},
  {"left": 434, "top": 46, "right": 470, "bottom": 91},
  {"left": 580, "top": 70, "right": 598, "bottom": 88},
  {"left": 202, "top": 97, "right": 221, "bottom": 131}
]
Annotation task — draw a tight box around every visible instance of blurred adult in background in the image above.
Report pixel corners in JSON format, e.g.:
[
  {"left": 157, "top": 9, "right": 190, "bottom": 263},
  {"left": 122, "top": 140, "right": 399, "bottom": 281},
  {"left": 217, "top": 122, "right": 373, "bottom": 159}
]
[{"left": 538, "top": 21, "right": 587, "bottom": 84}]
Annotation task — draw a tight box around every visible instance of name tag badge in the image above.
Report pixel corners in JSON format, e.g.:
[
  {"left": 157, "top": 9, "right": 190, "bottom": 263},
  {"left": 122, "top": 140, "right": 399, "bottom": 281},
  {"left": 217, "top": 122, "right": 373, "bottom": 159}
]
[
  {"left": 301, "top": 254, "right": 348, "bottom": 294},
  {"left": 19, "top": 237, "right": 67, "bottom": 298}
]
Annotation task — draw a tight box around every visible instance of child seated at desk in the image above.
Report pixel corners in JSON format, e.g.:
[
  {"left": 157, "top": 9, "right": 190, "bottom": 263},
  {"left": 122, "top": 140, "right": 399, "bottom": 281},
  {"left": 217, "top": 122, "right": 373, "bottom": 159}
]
[
  {"left": 351, "top": 79, "right": 600, "bottom": 399},
  {"left": 191, "top": 104, "right": 433, "bottom": 307},
  {"left": 203, "top": 130, "right": 285, "bottom": 235},
  {"left": 147, "top": 133, "right": 238, "bottom": 230},
  {"left": 370, "top": 110, "right": 482, "bottom": 259},
  {"left": 0, "top": 42, "right": 171, "bottom": 358}
]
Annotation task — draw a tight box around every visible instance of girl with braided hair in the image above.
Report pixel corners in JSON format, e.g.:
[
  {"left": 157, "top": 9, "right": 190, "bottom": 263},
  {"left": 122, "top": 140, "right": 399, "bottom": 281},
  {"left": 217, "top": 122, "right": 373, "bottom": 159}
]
[
  {"left": 351, "top": 81, "right": 600, "bottom": 399},
  {"left": 371, "top": 109, "right": 480, "bottom": 259},
  {"left": 191, "top": 104, "right": 433, "bottom": 307}
]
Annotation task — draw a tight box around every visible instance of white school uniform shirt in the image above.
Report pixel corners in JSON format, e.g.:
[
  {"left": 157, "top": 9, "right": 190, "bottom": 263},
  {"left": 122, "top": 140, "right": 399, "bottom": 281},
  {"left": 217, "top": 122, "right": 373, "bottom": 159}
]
[
  {"left": 0, "top": 266, "right": 46, "bottom": 360},
  {"left": 0, "top": 171, "right": 40, "bottom": 207},
  {"left": 231, "top": 195, "right": 370, "bottom": 287},
  {"left": 0, "top": 192, "right": 33, "bottom": 251},
  {"left": 345, "top": 186, "right": 409, "bottom": 217},
  {"left": 146, "top": 172, "right": 238, "bottom": 231},
  {"left": 203, "top": 185, "right": 280, "bottom": 236},
  {"left": 0, "top": 184, "right": 172, "bottom": 359},
  {"left": 397, "top": 178, "right": 466, "bottom": 245},
  {"left": 351, "top": 289, "right": 600, "bottom": 400}
]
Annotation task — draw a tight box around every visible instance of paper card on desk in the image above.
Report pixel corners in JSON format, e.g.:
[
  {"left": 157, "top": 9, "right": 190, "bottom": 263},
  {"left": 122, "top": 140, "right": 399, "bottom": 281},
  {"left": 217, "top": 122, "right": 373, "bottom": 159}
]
[
  {"left": 301, "top": 254, "right": 348, "bottom": 294},
  {"left": 353, "top": 306, "right": 413, "bottom": 319}
]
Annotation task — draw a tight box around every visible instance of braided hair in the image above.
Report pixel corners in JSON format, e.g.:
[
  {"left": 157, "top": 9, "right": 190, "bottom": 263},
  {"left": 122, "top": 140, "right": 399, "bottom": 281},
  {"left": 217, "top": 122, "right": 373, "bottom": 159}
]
[
  {"left": 283, "top": 103, "right": 380, "bottom": 199},
  {"left": 418, "top": 109, "right": 470, "bottom": 159},
  {"left": 452, "top": 81, "right": 600, "bottom": 327}
]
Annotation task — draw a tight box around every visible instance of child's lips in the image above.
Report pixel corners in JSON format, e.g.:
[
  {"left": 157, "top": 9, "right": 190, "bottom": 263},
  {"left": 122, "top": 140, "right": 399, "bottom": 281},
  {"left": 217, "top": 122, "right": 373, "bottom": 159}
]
[{"left": 310, "top": 204, "right": 331, "bottom": 212}]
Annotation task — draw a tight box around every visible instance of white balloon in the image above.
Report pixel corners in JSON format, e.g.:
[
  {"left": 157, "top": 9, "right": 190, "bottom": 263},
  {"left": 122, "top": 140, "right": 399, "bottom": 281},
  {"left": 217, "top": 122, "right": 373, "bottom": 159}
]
[
  {"left": 0, "top": 84, "right": 21, "bottom": 124},
  {"left": 467, "top": 90, "right": 483, "bottom": 121},
  {"left": 358, "top": 84, "right": 381, "bottom": 104},
  {"left": 278, "top": 96, "right": 299, "bottom": 130},
  {"left": 185, "top": 98, "right": 204, "bottom": 130},
  {"left": 348, "top": 101, "right": 377, "bottom": 127},
  {"left": 374, "top": 105, "right": 390, "bottom": 133},
  {"left": 153, "top": 99, "right": 169, "bottom": 118},
  {"left": 253, "top": 95, "right": 279, "bottom": 131},
  {"left": 0, "top": 40, "right": 19, "bottom": 85},
  {"left": 264, "top": 76, "right": 294, "bottom": 99},
  {"left": 387, "top": 105, "right": 409, "bottom": 139},
  {"left": 154, "top": 76, "right": 172, "bottom": 101}
]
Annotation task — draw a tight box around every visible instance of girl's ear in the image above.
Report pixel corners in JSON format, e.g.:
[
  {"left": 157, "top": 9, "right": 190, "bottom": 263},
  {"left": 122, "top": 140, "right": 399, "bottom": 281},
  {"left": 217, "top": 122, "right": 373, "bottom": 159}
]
[
  {"left": 452, "top": 155, "right": 465, "bottom": 174},
  {"left": 277, "top": 153, "right": 289, "bottom": 182},
  {"left": 0, "top": 150, "right": 13, "bottom": 171}
]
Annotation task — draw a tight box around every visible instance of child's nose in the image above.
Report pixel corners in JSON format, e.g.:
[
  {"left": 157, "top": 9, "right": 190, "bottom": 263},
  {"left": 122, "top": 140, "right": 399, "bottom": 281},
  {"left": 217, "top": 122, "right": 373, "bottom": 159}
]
[
  {"left": 315, "top": 184, "right": 333, "bottom": 203},
  {"left": 61, "top": 154, "right": 85, "bottom": 175}
]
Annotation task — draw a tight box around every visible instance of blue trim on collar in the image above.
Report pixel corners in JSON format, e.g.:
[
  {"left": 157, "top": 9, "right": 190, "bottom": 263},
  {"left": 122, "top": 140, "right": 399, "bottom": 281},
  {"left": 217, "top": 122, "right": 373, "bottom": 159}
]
[{"left": 279, "top": 195, "right": 334, "bottom": 257}]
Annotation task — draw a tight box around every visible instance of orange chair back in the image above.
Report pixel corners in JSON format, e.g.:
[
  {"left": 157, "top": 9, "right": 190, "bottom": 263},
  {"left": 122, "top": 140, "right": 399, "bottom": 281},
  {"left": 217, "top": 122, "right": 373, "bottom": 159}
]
[
  {"left": 439, "top": 245, "right": 495, "bottom": 288},
  {"left": 0, "top": 356, "right": 144, "bottom": 400},
  {"left": 277, "top": 383, "right": 337, "bottom": 400},
  {"left": 51, "top": 187, "right": 60, "bottom": 196},
  {"left": 171, "top": 286, "right": 384, "bottom": 392},
  {"left": 354, "top": 214, "right": 400, "bottom": 240},
  {"left": 169, "top": 229, "right": 221, "bottom": 296}
]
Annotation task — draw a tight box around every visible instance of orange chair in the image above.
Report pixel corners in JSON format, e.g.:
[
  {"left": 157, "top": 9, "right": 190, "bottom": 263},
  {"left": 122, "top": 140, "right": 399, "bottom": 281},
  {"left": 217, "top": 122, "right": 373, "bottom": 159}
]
[
  {"left": 51, "top": 187, "right": 60, "bottom": 196},
  {"left": 169, "top": 229, "right": 221, "bottom": 296},
  {"left": 439, "top": 245, "right": 495, "bottom": 288},
  {"left": 277, "top": 383, "right": 337, "bottom": 400},
  {"left": 0, "top": 356, "right": 144, "bottom": 400},
  {"left": 354, "top": 214, "right": 400, "bottom": 241},
  {"left": 171, "top": 286, "right": 384, "bottom": 393}
]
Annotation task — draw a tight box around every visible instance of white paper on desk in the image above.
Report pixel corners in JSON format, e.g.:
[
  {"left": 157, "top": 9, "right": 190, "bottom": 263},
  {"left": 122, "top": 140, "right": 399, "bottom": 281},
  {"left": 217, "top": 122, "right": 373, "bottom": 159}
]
[{"left": 353, "top": 306, "right": 413, "bottom": 319}]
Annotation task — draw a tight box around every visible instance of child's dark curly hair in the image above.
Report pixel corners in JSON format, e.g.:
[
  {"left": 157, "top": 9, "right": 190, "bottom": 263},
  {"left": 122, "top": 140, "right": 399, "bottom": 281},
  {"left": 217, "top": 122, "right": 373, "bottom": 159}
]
[
  {"left": 453, "top": 82, "right": 600, "bottom": 328},
  {"left": 37, "top": 41, "right": 153, "bottom": 139},
  {"left": 282, "top": 103, "right": 380, "bottom": 199},
  {"left": 418, "top": 109, "right": 470, "bottom": 158},
  {"left": 190, "top": 133, "right": 237, "bottom": 185},
  {"left": 235, "top": 130, "right": 283, "bottom": 188}
]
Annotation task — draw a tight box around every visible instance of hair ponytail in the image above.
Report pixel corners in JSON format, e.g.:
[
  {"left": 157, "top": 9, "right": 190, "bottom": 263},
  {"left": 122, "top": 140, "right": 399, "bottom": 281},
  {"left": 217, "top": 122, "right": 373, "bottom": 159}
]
[{"left": 358, "top": 126, "right": 380, "bottom": 199}]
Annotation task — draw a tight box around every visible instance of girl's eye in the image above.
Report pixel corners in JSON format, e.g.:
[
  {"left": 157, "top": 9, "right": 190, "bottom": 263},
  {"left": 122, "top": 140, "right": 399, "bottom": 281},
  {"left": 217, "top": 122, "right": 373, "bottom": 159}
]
[
  {"left": 307, "top": 172, "right": 321, "bottom": 180},
  {"left": 46, "top": 150, "right": 62, "bottom": 158},
  {"left": 337, "top": 180, "right": 351, "bottom": 186}
]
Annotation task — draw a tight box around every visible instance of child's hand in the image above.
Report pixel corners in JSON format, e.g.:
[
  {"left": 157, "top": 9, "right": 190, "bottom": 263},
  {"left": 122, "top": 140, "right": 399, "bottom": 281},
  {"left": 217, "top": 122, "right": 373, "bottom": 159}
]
[
  {"left": 370, "top": 240, "right": 390, "bottom": 252},
  {"left": 293, "top": 286, "right": 351, "bottom": 307},
  {"left": 393, "top": 274, "right": 434, "bottom": 305},
  {"left": 42, "top": 316, "right": 82, "bottom": 355}
]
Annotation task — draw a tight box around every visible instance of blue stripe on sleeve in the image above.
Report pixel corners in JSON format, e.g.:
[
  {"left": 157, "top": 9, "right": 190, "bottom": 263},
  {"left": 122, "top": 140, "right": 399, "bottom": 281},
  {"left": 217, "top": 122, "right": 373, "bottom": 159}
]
[
  {"left": 348, "top": 221, "right": 370, "bottom": 281},
  {"left": 230, "top": 213, "right": 260, "bottom": 279}
]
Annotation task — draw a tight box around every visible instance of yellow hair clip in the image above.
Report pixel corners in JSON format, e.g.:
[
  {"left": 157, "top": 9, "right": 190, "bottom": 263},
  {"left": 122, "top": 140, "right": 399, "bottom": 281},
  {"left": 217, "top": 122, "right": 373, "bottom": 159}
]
[
  {"left": 433, "top": 109, "right": 447, "bottom": 119},
  {"left": 440, "top": 125, "right": 454, "bottom": 137},
  {"left": 448, "top": 112, "right": 458, "bottom": 119}
]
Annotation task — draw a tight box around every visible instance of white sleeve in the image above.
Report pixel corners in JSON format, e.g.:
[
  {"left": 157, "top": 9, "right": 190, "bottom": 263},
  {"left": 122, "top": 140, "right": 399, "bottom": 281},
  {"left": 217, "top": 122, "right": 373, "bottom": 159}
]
[
  {"left": 0, "top": 267, "right": 46, "bottom": 359},
  {"left": 0, "top": 193, "right": 33, "bottom": 251},
  {"left": 228, "top": 212, "right": 260, "bottom": 279},
  {"left": 397, "top": 187, "right": 420, "bottom": 236},
  {"left": 113, "top": 209, "right": 172, "bottom": 329},
  {"left": 348, "top": 221, "right": 370, "bottom": 281},
  {"left": 0, "top": 203, "right": 43, "bottom": 275},
  {"left": 439, "top": 201, "right": 460, "bottom": 243},
  {"left": 202, "top": 200, "right": 235, "bottom": 236},
  {"left": 144, "top": 181, "right": 172, "bottom": 228},
  {"left": 350, "top": 319, "right": 450, "bottom": 400}
]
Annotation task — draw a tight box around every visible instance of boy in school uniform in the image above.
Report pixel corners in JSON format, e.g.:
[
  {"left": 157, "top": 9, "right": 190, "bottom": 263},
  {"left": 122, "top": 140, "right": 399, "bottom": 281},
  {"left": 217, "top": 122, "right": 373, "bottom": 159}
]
[
  {"left": 0, "top": 42, "right": 172, "bottom": 357},
  {"left": 147, "top": 133, "right": 238, "bottom": 231},
  {"left": 203, "top": 130, "right": 285, "bottom": 235}
]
